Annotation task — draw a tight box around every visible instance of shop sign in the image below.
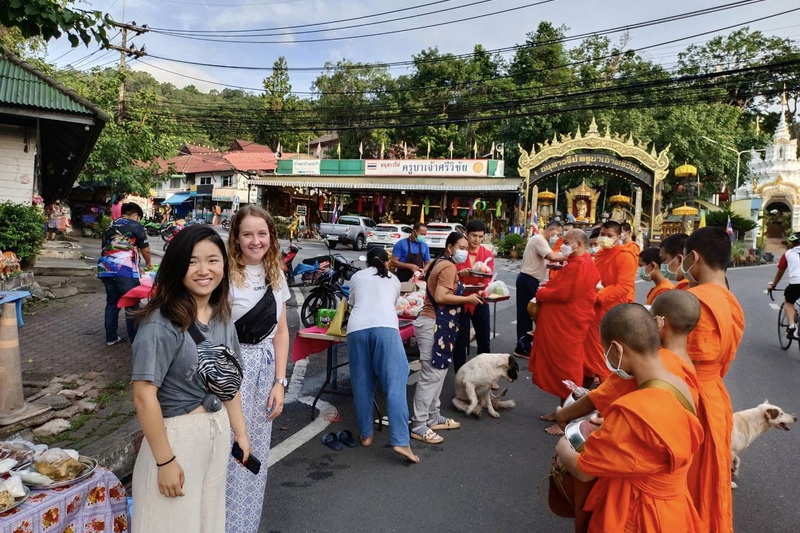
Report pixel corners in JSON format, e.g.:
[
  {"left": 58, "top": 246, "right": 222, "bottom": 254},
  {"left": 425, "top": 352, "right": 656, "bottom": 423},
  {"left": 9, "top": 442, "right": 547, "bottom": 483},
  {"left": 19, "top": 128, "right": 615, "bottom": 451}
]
[
  {"left": 292, "top": 160, "right": 321, "bottom": 175},
  {"left": 363, "top": 159, "right": 488, "bottom": 177},
  {"left": 296, "top": 205, "right": 307, "bottom": 216},
  {"left": 212, "top": 188, "right": 236, "bottom": 201},
  {"left": 530, "top": 154, "right": 653, "bottom": 186}
]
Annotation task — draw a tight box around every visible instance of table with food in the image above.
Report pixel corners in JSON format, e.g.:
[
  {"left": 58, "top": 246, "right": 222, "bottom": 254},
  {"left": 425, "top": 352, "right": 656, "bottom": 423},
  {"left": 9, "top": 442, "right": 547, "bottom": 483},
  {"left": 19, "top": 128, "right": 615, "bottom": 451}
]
[{"left": 0, "top": 441, "right": 129, "bottom": 533}]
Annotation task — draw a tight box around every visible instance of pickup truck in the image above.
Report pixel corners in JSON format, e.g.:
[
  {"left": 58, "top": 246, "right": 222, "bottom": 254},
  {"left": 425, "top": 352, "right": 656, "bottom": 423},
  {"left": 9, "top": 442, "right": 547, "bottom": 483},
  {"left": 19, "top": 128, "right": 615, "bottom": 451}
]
[{"left": 319, "top": 215, "right": 377, "bottom": 250}]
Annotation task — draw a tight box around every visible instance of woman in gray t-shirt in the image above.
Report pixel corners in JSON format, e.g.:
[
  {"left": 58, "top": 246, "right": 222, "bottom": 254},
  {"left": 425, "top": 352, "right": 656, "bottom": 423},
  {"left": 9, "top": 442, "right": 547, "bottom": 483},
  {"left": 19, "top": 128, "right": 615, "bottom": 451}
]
[{"left": 130, "top": 225, "right": 250, "bottom": 533}]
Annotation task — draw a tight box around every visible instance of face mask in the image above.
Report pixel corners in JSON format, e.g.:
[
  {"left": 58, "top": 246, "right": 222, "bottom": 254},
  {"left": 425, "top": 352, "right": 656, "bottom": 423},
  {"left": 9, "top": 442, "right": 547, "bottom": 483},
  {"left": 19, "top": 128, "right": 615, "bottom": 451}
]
[
  {"left": 453, "top": 249, "right": 469, "bottom": 264},
  {"left": 638, "top": 266, "right": 652, "bottom": 282},
  {"left": 589, "top": 245, "right": 599, "bottom": 255},
  {"left": 415, "top": 235, "right": 425, "bottom": 244},
  {"left": 549, "top": 234, "right": 559, "bottom": 246},
  {"left": 598, "top": 236, "right": 615, "bottom": 249},
  {"left": 560, "top": 244, "right": 573, "bottom": 257},
  {"left": 681, "top": 252, "right": 698, "bottom": 284},
  {"left": 659, "top": 262, "right": 677, "bottom": 281},
  {"left": 604, "top": 343, "right": 634, "bottom": 380}
]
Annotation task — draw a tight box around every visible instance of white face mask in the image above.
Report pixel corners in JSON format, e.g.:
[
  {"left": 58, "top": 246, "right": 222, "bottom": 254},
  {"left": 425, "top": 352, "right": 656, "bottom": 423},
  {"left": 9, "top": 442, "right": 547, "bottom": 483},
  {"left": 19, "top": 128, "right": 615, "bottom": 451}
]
[
  {"left": 598, "top": 236, "right": 616, "bottom": 249},
  {"left": 453, "top": 249, "right": 469, "bottom": 264},
  {"left": 680, "top": 251, "right": 698, "bottom": 284},
  {"left": 589, "top": 245, "right": 600, "bottom": 255},
  {"left": 549, "top": 234, "right": 559, "bottom": 246},
  {"left": 604, "top": 342, "right": 634, "bottom": 380},
  {"left": 560, "top": 243, "right": 573, "bottom": 257}
]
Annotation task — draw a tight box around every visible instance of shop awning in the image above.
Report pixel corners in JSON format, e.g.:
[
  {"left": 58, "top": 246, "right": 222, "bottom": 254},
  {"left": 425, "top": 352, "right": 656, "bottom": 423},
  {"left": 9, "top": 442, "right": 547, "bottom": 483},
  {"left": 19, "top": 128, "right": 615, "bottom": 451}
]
[
  {"left": 163, "top": 192, "right": 192, "bottom": 205},
  {"left": 247, "top": 176, "right": 523, "bottom": 192}
]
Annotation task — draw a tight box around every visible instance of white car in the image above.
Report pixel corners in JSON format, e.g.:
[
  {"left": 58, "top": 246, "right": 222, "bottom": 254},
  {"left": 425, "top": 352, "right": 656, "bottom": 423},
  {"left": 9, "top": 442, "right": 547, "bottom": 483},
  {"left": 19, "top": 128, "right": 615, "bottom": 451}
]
[
  {"left": 366, "top": 223, "right": 413, "bottom": 249},
  {"left": 425, "top": 222, "right": 467, "bottom": 252}
]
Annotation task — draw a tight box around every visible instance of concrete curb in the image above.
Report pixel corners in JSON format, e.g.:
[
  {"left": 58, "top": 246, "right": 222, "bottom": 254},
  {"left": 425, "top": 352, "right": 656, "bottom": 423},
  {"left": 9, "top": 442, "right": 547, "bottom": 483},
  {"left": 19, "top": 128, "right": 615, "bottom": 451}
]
[{"left": 81, "top": 418, "right": 143, "bottom": 481}]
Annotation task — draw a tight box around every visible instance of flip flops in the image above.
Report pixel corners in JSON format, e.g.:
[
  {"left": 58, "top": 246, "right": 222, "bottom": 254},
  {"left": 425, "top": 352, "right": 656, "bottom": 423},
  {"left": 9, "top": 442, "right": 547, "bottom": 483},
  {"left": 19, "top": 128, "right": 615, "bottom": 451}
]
[
  {"left": 321, "top": 432, "right": 343, "bottom": 451},
  {"left": 321, "top": 430, "right": 358, "bottom": 451}
]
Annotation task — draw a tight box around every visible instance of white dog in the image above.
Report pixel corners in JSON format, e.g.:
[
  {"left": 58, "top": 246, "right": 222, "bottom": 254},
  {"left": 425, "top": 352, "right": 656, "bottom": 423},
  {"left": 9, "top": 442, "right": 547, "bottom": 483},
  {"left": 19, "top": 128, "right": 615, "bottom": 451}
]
[
  {"left": 730, "top": 400, "right": 796, "bottom": 488},
  {"left": 452, "top": 353, "right": 518, "bottom": 419}
]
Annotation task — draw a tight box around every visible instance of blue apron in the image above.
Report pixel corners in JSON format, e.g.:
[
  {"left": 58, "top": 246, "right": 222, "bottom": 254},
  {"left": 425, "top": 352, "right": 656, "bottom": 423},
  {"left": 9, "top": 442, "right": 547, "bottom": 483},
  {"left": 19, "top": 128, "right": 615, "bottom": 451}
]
[{"left": 426, "top": 273, "right": 464, "bottom": 370}]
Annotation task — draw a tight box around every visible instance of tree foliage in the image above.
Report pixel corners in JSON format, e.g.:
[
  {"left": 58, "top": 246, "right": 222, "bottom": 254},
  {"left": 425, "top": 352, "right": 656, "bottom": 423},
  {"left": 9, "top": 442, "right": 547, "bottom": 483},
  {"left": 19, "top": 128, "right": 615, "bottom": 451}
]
[{"left": 0, "top": 0, "right": 112, "bottom": 48}]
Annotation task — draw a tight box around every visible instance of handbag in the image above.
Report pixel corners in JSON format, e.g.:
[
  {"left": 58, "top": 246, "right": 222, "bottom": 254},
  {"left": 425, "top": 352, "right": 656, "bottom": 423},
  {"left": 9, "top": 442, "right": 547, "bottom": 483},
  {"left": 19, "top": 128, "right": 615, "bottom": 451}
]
[
  {"left": 326, "top": 297, "right": 350, "bottom": 337},
  {"left": 234, "top": 289, "right": 277, "bottom": 345},
  {"left": 188, "top": 323, "right": 243, "bottom": 402}
]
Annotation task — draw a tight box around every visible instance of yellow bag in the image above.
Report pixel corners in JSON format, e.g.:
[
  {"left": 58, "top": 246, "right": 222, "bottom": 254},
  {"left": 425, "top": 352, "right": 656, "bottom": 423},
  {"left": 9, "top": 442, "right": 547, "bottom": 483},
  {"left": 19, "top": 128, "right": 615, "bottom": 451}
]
[{"left": 326, "top": 297, "right": 350, "bottom": 337}]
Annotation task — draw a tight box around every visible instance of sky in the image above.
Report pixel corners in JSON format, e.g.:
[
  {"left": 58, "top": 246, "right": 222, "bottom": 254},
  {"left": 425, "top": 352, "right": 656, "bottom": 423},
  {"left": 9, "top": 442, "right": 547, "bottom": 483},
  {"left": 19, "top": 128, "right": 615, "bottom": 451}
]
[{"left": 43, "top": 0, "right": 800, "bottom": 95}]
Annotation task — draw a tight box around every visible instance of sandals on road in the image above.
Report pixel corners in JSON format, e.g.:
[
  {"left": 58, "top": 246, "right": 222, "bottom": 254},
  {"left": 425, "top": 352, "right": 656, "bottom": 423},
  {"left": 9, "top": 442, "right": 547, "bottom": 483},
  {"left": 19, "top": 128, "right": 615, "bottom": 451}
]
[
  {"left": 411, "top": 427, "right": 444, "bottom": 444},
  {"left": 430, "top": 417, "right": 461, "bottom": 431}
]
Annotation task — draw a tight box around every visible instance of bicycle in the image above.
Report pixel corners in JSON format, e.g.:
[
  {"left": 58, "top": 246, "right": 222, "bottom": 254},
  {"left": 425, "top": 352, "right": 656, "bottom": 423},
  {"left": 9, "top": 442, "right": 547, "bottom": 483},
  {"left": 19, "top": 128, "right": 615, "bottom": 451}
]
[{"left": 767, "top": 287, "right": 800, "bottom": 351}]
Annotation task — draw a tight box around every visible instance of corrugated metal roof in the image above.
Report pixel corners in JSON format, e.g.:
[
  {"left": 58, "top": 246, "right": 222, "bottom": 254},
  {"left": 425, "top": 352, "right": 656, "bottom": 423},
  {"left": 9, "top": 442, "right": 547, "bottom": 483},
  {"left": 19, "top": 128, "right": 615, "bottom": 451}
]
[
  {"left": 0, "top": 54, "right": 109, "bottom": 120},
  {"left": 248, "top": 176, "right": 522, "bottom": 192}
]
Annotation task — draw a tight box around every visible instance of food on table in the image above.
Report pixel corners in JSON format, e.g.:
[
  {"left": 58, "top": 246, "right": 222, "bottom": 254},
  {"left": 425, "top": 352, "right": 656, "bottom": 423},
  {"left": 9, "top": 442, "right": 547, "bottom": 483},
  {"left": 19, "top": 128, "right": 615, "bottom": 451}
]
[
  {"left": 395, "top": 291, "right": 426, "bottom": 316},
  {"left": 481, "top": 280, "right": 511, "bottom": 299},
  {"left": 15, "top": 470, "right": 54, "bottom": 486},
  {"left": 34, "top": 448, "right": 84, "bottom": 482},
  {"left": 0, "top": 489, "right": 13, "bottom": 510},
  {"left": 0, "top": 442, "right": 34, "bottom": 464},
  {"left": 0, "top": 458, "right": 18, "bottom": 474}
]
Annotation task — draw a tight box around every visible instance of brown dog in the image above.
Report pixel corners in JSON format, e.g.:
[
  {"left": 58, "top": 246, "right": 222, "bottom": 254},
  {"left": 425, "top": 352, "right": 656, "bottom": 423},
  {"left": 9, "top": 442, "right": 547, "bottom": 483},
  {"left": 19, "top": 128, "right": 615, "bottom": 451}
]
[{"left": 731, "top": 400, "right": 796, "bottom": 488}]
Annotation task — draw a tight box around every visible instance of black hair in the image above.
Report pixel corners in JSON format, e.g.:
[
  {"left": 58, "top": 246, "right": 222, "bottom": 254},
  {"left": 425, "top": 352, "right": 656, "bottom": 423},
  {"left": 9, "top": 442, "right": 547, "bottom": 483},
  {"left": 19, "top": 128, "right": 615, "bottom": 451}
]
[
  {"left": 413, "top": 222, "right": 426, "bottom": 231},
  {"left": 367, "top": 247, "right": 390, "bottom": 278},
  {"left": 589, "top": 228, "right": 601, "bottom": 239},
  {"left": 601, "top": 303, "right": 661, "bottom": 355},
  {"left": 137, "top": 225, "right": 230, "bottom": 330},
  {"left": 684, "top": 226, "right": 731, "bottom": 271},
  {"left": 639, "top": 247, "right": 661, "bottom": 265},
  {"left": 621, "top": 222, "right": 632, "bottom": 232},
  {"left": 601, "top": 221, "right": 621, "bottom": 235},
  {"left": 465, "top": 220, "right": 486, "bottom": 234},
  {"left": 121, "top": 202, "right": 143, "bottom": 218},
  {"left": 660, "top": 233, "right": 688, "bottom": 257},
  {"left": 545, "top": 220, "right": 563, "bottom": 230},
  {"left": 425, "top": 231, "right": 466, "bottom": 281}
]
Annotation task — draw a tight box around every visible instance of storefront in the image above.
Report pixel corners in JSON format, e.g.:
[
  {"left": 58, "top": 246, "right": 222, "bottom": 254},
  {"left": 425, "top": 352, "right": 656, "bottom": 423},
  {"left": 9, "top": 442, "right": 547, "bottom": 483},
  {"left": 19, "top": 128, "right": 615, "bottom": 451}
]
[{"left": 249, "top": 159, "right": 522, "bottom": 238}]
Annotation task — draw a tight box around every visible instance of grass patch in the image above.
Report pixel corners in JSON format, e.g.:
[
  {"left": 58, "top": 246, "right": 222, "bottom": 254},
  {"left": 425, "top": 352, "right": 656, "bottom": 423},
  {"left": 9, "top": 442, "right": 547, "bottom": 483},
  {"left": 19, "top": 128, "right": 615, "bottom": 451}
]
[
  {"left": 106, "top": 380, "right": 127, "bottom": 393},
  {"left": 69, "top": 414, "right": 90, "bottom": 431},
  {"left": 61, "top": 381, "right": 78, "bottom": 390}
]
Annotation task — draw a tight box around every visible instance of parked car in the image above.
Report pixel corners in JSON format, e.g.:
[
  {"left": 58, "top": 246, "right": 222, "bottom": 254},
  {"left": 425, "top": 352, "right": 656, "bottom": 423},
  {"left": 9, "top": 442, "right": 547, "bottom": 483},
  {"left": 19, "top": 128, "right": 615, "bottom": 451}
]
[
  {"left": 367, "top": 223, "right": 413, "bottom": 250},
  {"left": 319, "top": 215, "right": 377, "bottom": 251},
  {"left": 425, "top": 222, "right": 467, "bottom": 252}
]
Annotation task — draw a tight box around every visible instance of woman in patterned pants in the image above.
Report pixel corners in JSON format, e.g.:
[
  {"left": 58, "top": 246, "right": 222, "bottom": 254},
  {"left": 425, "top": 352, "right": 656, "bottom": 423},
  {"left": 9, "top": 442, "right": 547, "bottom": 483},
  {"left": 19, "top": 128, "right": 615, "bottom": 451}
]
[{"left": 226, "top": 206, "right": 291, "bottom": 532}]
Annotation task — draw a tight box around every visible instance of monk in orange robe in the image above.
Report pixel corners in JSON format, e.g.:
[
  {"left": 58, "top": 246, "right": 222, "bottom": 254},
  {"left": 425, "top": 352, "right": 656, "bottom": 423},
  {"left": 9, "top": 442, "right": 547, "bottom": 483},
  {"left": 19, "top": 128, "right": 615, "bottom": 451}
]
[
  {"left": 556, "top": 290, "right": 701, "bottom": 428},
  {"left": 639, "top": 247, "right": 674, "bottom": 305},
  {"left": 582, "top": 221, "right": 637, "bottom": 381},
  {"left": 619, "top": 222, "right": 641, "bottom": 255},
  {"left": 682, "top": 227, "right": 745, "bottom": 533},
  {"left": 556, "top": 304, "right": 703, "bottom": 533},
  {"left": 530, "top": 230, "right": 600, "bottom": 434},
  {"left": 659, "top": 233, "right": 689, "bottom": 288},
  {"left": 546, "top": 222, "right": 572, "bottom": 281}
]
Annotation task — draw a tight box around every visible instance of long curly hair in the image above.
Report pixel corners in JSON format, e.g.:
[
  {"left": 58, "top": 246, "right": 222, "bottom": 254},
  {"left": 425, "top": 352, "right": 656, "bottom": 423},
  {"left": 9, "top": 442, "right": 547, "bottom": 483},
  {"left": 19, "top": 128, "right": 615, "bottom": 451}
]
[{"left": 227, "top": 205, "right": 283, "bottom": 289}]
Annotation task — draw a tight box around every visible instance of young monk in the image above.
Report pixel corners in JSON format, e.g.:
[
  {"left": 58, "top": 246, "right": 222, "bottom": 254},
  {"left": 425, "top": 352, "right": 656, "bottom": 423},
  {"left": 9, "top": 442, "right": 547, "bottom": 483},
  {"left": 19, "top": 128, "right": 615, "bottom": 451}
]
[
  {"left": 556, "top": 291, "right": 701, "bottom": 428},
  {"left": 555, "top": 303, "right": 703, "bottom": 533},
  {"left": 619, "top": 222, "right": 641, "bottom": 253},
  {"left": 581, "top": 221, "right": 638, "bottom": 384},
  {"left": 639, "top": 247, "right": 673, "bottom": 305},
  {"left": 660, "top": 233, "right": 689, "bottom": 290},
  {"left": 529, "top": 229, "right": 600, "bottom": 435},
  {"left": 681, "top": 227, "right": 745, "bottom": 533}
]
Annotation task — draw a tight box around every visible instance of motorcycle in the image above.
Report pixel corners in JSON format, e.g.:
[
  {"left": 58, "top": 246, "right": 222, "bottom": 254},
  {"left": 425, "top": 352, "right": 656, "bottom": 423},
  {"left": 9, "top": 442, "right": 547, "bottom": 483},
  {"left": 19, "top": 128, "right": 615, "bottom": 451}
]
[
  {"left": 161, "top": 221, "right": 185, "bottom": 251},
  {"left": 142, "top": 218, "right": 169, "bottom": 237},
  {"left": 282, "top": 243, "right": 300, "bottom": 283},
  {"left": 299, "top": 255, "right": 362, "bottom": 327}
]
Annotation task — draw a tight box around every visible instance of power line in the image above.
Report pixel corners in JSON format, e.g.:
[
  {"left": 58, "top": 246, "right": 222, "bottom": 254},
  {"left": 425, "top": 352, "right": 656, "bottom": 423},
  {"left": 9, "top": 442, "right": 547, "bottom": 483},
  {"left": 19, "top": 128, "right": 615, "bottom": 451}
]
[{"left": 144, "top": 0, "right": 770, "bottom": 69}]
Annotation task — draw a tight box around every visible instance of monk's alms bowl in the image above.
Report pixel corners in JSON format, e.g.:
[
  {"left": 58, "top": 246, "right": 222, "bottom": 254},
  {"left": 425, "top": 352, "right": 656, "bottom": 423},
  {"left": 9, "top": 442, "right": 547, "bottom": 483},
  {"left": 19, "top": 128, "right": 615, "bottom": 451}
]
[{"left": 564, "top": 419, "right": 602, "bottom": 452}]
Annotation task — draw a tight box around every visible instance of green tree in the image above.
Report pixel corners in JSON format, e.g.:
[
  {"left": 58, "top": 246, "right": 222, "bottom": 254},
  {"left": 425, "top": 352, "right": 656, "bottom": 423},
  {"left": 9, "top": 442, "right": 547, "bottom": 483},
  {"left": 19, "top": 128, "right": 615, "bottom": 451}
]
[
  {"left": 258, "top": 56, "right": 316, "bottom": 152},
  {"left": 0, "top": 0, "right": 112, "bottom": 48}
]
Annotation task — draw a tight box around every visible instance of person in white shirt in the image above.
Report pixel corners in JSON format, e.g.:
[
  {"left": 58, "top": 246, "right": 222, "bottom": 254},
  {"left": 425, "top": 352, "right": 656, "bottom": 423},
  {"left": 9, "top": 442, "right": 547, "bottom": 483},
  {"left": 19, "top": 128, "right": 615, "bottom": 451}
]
[
  {"left": 226, "top": 206, "right": 291, "bottom": 532},
  {"left": 768, "top": 231, "right": 800, "bottom": 338},
  {"left": 347, "top": 247, "right": 419, "bottom": 463}
]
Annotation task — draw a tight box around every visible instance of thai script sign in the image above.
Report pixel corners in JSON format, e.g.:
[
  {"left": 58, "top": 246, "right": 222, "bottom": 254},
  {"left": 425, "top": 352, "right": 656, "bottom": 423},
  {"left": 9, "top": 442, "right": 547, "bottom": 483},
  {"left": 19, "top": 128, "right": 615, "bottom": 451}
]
[
  {"left": 364, "top": 159, "right": 489, "bottom": 177},
  {"left": 530, "top": 154, "right": 653, "bottom": 186},
  {"left": 292, "top": 160, "right": 321, "bottom": 175}
]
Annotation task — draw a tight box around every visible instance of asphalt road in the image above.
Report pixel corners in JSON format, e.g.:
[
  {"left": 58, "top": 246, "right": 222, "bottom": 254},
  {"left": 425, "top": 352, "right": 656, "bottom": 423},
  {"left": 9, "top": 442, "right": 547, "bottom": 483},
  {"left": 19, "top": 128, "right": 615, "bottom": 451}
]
[{"left": 214, "top": 237, "right": 799, "bottom": 532}]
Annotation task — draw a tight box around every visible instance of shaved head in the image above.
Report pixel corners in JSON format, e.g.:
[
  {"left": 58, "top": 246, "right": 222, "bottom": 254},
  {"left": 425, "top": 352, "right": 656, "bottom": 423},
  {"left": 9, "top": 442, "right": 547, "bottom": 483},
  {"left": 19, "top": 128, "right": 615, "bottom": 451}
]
[
  {"left": 685, "top": 227, "right": 731, "bottom": 271},
  {"left": 639, "top": 247, "right": 661, "bottom": 265},
  {"left": 566, "top": 228, "right": 588, "bottom": 246},
  {"left": 651, "top": 290, "right": 701, "bottom": 335},
  {"left": 602, "top": 221, "right": 622, "bottom": 236},
  {"left": 600, "top": 303, "right": 661, "bottom": 355},
  {"left": 660, "top": 233, "right": 688, "bottom": 258}
]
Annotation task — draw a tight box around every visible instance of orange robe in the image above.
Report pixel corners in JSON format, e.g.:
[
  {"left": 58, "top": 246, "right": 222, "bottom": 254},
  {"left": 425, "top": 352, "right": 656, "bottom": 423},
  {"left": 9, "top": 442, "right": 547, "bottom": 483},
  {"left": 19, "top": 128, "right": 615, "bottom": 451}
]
[
  {"left": 685, "top": 284, "right": 744, "bottom": 533},
  {"left": 530, "top": 253, "right": 600, "bottom": 398},
  {"left": 646, "top": 279, "right": 675, "bottom": 305},
  {"left": 675, "top": 279, "right": 690, "bottom": 290},
  {"left": 578, "top": 388, "right": 704, "bottom": 533},
  {"left": 583, "top": 246, "right": 638, "bottom": 379},
  {"left": 548, "top": 238, "right": 563, "bottom": 281},
  {"left": 588, "top": 347, "right": 700, "bottom": 414}
]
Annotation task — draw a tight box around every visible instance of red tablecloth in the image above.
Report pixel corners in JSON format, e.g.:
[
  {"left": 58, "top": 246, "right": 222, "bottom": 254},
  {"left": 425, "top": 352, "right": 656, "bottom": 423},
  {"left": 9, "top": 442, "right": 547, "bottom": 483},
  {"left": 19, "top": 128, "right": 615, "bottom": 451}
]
[
  {"left": 0, "top": 467, "right": 129, "bottom": 533},
  {"left": 117, "top": 285, "right": 153, "bottom": 308},
  {"left": 292, "top": 324, "right": 415, "bottom": 362}
]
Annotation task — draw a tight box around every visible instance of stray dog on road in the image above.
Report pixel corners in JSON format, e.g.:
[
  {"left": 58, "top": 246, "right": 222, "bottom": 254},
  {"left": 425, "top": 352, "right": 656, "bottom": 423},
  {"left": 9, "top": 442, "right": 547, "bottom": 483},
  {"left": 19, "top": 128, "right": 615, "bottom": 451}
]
[
  {"left": 731, "top": 400, "right": 796, "bottom": 488},
  {"left": 452, "top": 353, "right": 518, "bottom": 418}
]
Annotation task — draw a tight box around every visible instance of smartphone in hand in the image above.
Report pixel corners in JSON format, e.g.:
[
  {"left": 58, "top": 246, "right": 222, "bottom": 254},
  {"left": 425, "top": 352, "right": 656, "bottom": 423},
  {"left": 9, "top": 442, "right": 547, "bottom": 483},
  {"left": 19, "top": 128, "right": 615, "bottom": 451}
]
[{"left": 231, "top": 442, "right": 261, "bottom": 475}]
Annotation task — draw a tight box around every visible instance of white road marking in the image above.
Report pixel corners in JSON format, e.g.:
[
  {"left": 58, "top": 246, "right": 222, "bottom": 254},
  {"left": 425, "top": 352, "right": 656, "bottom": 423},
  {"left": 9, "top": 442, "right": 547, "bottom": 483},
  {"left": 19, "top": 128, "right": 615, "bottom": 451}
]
[
  {"left": 769, "top": 303, "right": 781, "bottom": 311},
  {"left": 268, "top": 396, "right": 334, "bottom": 467},
  {"left": 284, "top": 358, "right": 307, "bottom": 404}
]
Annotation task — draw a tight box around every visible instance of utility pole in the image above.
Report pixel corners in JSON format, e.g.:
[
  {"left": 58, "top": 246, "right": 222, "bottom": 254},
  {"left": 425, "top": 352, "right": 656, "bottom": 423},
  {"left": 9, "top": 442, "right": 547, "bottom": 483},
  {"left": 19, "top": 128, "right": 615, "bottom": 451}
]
[{"left": 107, "top": 20, "right": 148, "bottom": 119}]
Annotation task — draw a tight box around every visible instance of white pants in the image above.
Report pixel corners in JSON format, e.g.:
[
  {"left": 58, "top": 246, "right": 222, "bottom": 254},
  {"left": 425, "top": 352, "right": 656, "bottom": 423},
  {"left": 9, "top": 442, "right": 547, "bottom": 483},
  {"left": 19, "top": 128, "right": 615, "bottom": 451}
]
[{"left": 132, "top": 408, "right": 230, "bottom": 533}]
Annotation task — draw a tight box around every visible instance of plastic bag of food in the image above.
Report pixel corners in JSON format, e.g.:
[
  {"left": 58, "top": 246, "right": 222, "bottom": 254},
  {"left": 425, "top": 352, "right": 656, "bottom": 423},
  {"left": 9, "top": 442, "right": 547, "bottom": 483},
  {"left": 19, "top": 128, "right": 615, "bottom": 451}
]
[
  {"left": 395, "top": 297, "right": 409, "bottom": 315},
  {"left": 0, "top": 458, "right": 17, "bottom": 475},
  {"left": 472, "top": 261, "right": 492, "bottom": 274},
  {"left": 482, "top": 280, "right": 510, "bottom": 298},
  {"left": 35, "top": 448, "right": 84, "bottom": 482},
  {"left": 0, "top": 474, "right": 26, "bottom": 498},
  {"left": 14, "top": 470, "right": 53, "bottom": 486}
]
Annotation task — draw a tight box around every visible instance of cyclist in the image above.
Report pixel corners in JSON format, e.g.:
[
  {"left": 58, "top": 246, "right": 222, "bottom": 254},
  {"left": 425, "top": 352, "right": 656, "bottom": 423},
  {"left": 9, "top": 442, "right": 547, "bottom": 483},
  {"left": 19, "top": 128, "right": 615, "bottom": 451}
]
[{"left": 768, "top": 232, "right": 800, "bottom": 338}]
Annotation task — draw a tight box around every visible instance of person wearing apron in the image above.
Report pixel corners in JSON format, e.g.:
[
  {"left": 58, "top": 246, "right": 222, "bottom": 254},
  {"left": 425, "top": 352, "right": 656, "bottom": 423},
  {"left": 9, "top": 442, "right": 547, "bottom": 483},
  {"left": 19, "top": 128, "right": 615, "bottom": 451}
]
[
  {"left": 390, "top": 222, "right": 431, "bottom": 282},
  {"left": 411, "top": 232, "right": 484, "bottom": 444}
]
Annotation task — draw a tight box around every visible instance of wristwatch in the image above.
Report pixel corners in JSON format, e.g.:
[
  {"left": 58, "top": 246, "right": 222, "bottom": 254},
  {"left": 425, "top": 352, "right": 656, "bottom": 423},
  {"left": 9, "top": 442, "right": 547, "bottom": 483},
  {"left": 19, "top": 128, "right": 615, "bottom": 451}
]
[{"left": 274, "top": 378, "right": 288, "bottom": 387}]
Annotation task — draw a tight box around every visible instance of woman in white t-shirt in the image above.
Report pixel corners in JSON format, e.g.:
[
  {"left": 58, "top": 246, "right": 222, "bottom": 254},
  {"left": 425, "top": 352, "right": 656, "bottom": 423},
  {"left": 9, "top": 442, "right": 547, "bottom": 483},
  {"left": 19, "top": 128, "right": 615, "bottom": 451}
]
[
  {"left": 347, "top": 247, "right": 419, "bottom": 463},
  {"left": 226, "top": 205, "right": 291, "bottom": 532}
]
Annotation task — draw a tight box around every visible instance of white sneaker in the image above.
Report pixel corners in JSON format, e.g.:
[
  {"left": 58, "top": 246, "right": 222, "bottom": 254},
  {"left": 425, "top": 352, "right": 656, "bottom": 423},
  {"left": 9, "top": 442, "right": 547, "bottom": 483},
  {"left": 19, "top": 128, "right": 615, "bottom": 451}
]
[{"left": 106, "top": 337, "right": 125, "bottom": 346}]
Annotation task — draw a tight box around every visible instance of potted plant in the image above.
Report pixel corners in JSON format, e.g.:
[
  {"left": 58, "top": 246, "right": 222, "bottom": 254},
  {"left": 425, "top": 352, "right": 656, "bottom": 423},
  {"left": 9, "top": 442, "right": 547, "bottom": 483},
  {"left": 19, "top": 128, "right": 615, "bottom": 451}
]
[{"left": 503, "top": 233, "right": 526, "bottom": 259}]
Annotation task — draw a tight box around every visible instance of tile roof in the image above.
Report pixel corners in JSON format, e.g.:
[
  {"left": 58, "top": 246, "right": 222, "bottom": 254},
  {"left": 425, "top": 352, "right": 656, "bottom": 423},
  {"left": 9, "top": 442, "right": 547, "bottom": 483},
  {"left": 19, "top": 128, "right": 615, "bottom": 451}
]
[
  {"left": 0, "top": 50, "right": 109, "bottom": 121},
  {"left": 223, "top": 151, "right": 277, "bottom": 172},
  {"left": 230, "top": 139, "right": 274, "bottom": 153},
  {"left": 180, "top": 143, "right": 217, "bottom": 154},
  {"left": 160, "top": 152, "right": 234, "bottom": 174}
]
